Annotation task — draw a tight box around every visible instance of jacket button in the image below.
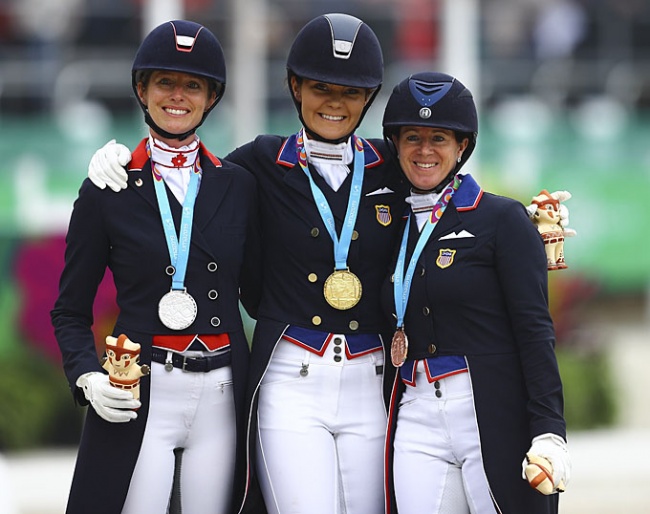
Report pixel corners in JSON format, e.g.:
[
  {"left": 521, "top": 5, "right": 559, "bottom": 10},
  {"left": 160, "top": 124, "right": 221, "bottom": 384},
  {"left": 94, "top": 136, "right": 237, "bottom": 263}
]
[
  {"left": 310, "top": 228, "right": 319, "bottom": 237},
  {"left": 349, "top": 320, "right": 359, "bottom": 331},
  {"left": 312, "top": 316, "right": 322, "bottom": 326},
  {"left": 421, "top": 267, "right": 426, "bottom": 276},
  {"left": 333, "top": 355, "right": 342, "bottom": 362},
  {"left": 207, "top": 262, "right": 218, "bottom": 272},
  {"left": 333, "top": 346, "right": 342, "bottom": 354},
  {"left": 351, "top": 230, "right": 359, "bottom": 240},
  {"left": 308, "top": 273, "right": 318, "bottom": 283},
  {"left": 208, "top": 290, "right": 218, "bottom": 300},
  {"left": 210, "top": 317, "right": 221, "bottom": 327},
  {"left": 333, "top": 337, "right": 343, "bottom": 345},
  {"left": 423, "top": 306, "right": 430, "bottom": 316},
  {"left": 165, "top": 265, "right": 176, "bottom": 276},
  {"left": 428, "top": 344, "right": 437, "bottom": 354}
]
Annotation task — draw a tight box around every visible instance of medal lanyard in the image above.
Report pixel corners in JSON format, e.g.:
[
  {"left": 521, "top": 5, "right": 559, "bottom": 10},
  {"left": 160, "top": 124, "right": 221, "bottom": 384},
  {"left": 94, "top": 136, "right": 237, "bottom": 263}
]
[
  {"left": 297, "top": 129, "right": 365, "bottom": 270},
  {"left": 151, "top": 152, "right": 201, "bottom": 291},
  {"left": 393, "top": 175, "right": 461, "bottom": 328}
]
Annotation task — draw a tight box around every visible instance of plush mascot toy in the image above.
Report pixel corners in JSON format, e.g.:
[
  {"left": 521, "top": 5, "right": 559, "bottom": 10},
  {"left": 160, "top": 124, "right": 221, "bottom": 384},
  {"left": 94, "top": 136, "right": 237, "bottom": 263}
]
[
  {"left": 526, "top": 190, "right": 576, "bottom": 270},
  {"left": 102, "top": 334, "right": 150, "bottom": 401}
]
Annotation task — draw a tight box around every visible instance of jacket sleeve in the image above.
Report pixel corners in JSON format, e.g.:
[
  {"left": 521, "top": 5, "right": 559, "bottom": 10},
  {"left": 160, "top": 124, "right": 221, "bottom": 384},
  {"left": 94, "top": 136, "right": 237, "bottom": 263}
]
[
  {"left": 51, "top": 179, "right": 110, "bottom": 404},
  {"left": 494, "top": 200, "right": 566, "bottom": 440}
]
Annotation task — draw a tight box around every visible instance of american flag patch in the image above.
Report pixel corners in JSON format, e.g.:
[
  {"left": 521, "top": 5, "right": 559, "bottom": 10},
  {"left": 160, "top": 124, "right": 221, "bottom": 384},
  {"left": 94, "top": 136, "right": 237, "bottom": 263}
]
[
  {"left": 375, "top": 205, "right": 392, "bottom": 226},
  {"left": 436, "top": 249, "right": 456, "bottom": 269}
]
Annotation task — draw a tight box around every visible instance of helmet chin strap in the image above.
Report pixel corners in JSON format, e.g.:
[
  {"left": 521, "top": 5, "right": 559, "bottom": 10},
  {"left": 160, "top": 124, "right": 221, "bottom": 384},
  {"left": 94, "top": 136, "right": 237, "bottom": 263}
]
[
  {"left": 143, "top": 109, "right": 203, "bottom": 141},
  {"left": 300, "top": 116, "right": 353, "bottom": 145},
  {"left": 412, "top": 169, "right": 458, "bottom": 195}
]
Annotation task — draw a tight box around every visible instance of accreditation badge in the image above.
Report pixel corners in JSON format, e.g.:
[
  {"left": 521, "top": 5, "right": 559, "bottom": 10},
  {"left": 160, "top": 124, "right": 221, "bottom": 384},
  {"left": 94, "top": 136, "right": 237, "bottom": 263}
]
[{"left": 436, "top": 249, "right": 456, "bottom": 269}]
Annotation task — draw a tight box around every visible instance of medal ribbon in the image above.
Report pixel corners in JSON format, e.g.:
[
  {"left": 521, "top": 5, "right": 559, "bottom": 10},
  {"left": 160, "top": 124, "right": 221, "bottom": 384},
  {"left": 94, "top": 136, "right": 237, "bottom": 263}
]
[
  {"left": 297, "top": 129, "right": 364, "bottom": 270},
  {"left": 393, "top": 175, "right": 462, "bottom": 328},
  {"left": 149, "top": 142, "right": 201, "bottom": 291}
]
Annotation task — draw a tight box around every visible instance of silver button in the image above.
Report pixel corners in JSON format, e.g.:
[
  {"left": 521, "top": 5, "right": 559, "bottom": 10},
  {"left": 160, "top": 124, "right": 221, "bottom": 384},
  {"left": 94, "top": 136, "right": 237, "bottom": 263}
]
[
  {"left": 333, "top": 355, "right": 342, "bottom": 362},
  {"left": 207, "top": 262, "right": 218, "bottom": 272},
  {"left": 208, "top": 290, "right": 218, "bottom": 300},
  {"left": 310, "top": 228, "right": 319, "bottom": 237},
  {"left": 333, "top": 337, "right": 343, "bottom": 345},
  {"left": 165, "top": 266, "right": 176, "bottom": 276},
  {"left": 423, "top": 306, "right": 430, "bottom": 316},
  {"left": 210, "top": 317, "right": 221, "bottom": 327}
]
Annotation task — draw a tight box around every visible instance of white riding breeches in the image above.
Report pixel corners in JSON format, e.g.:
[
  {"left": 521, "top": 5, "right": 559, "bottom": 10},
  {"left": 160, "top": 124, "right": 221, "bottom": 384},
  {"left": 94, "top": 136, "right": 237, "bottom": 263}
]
[
  {"left": 122, "top": 357, "right": 236, "bottom": 514},
  {"left": 393, "top": 365, "right": 496, "bottom": 514},
  {"left": 257, "top": 337, "right": 387, "bottom": 514}
]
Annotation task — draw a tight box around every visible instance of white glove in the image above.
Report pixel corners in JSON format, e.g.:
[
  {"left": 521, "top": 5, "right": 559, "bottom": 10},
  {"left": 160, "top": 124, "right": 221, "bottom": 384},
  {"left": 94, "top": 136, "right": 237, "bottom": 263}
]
[
  {"left": 88, "top": 139, "right": 131, "bottom": 192},
  {"left": 76, "top": 371, "right": 140, "bottom": 423},
  {"left": 522, "top": 433, "right": 571, "bottom": 493}
]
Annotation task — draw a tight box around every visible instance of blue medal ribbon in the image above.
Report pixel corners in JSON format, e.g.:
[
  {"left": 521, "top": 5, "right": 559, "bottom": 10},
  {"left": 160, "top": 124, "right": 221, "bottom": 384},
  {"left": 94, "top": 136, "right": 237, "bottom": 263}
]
[
  {"left": 150, "top": 144, "right": 201, "bottom": 291},
  {"left": 296, "top": 129, "right": 364, "bottom": 271},
  {"left": 394, "top": 175, "right": 462, "bottom": 328}
]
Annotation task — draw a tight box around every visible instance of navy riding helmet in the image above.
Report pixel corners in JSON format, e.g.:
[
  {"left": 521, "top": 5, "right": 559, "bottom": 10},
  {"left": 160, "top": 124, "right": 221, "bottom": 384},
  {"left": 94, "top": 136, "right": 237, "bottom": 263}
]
[
  {"left": 287, "top": 13, "right": 384, "bottom": 143},
  {"left": 132, "top": 20, "right": 226, "bottom": 140},
  {"left": 383, "top": 72, "right": 478, "bottom": 174}
]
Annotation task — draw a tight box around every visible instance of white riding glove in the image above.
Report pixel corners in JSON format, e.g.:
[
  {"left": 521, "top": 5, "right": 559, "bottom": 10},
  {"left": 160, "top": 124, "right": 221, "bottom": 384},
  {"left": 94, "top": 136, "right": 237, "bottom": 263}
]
[
  {"left": 88, "top": 139, "right": 132, "bottom": 192},
  {"left": 522, "top": 433, "right": 571, "bottom": 494},
  {"left": 76, "top": 371, "right": 140, "bottom": 423}
]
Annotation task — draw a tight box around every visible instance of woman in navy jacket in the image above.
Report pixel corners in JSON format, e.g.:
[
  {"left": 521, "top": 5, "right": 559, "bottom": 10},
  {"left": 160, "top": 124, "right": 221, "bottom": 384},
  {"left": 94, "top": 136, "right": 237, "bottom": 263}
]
[
  {"left": 51, "top": 21, "right": 259, "bottom": 514},
  {"left": 380, "top": 72, "right": 571, "bottom": 513}
]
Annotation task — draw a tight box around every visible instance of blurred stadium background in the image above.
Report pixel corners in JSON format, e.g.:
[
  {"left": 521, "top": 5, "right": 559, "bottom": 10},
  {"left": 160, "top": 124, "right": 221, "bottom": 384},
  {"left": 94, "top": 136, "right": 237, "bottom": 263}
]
[{"left": 0, "top": 0, "right": 649, "bottom": 512}]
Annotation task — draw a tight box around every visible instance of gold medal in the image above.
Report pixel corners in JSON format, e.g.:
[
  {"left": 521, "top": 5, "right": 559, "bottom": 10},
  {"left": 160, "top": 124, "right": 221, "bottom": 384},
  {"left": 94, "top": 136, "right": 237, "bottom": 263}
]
[
  {"left": 390, "top": 328, "right": 408, "bottom": 367},
  {"left": 323, "top": 269, "right": 362, "bottom": 310}
]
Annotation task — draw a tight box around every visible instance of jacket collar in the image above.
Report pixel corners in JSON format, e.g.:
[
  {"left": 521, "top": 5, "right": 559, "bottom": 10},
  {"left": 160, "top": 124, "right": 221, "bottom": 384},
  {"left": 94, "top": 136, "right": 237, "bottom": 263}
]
[
  {"left": 275, "top": 132, "right": 384, "bottom": 169},
  {"left": 453, "top": 173, "right": 483, "bottom": 211}
]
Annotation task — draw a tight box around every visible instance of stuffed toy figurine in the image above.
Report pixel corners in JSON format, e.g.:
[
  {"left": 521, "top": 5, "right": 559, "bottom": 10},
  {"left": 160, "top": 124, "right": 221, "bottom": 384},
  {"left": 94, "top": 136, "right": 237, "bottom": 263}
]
[
  {"left": 102, "top": 334, "right": 150, "bottom": 401},
  {"left": 526, "top": 190, "right": 576, "bottom": 270}
]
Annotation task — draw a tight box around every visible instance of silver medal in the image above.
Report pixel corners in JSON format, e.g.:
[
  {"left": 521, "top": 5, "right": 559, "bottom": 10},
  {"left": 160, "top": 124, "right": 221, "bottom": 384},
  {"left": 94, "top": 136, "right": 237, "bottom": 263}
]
[{"left": 158, "top": 289, "right": 197, "bottom": 330}]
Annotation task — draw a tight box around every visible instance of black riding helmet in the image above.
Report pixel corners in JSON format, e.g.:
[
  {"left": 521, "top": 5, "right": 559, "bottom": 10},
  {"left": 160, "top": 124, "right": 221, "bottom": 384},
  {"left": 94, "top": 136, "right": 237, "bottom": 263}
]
[
  {"left": 287, "top": 13, "right": 383, "bottom": 144},
  {"left": 383, "top": 72, "right": 478, "bottom": 187},
  {"left": 132, "top": 20, "right": 226, "bottom": 141}
]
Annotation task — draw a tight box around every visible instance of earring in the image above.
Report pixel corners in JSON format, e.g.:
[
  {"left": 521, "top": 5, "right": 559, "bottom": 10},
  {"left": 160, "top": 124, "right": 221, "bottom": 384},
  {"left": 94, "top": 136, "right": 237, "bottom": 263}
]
[{"left": 457, "top": 156, "right": 462, "bottom": 163}]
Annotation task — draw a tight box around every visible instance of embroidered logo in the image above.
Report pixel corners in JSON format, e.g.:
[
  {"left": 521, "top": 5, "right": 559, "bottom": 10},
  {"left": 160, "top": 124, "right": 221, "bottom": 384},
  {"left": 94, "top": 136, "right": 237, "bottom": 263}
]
[
  {"left": 436, "top": 249, "right": 456, "bottom": 269},
  {"left": 375, "top": 205, "right": 392, "bottom": 226},
  {"left": 172, "top": 153, "right": 188, "bottom": 167}
]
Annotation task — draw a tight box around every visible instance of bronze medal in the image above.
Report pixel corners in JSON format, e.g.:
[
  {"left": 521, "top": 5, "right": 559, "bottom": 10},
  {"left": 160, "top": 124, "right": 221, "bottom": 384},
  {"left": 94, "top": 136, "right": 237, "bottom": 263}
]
[
  {"left": 390, "top": 328, "right": 408, "bottom": 367},
  {"left": 323, "top": 269, "right": 362, "bottom": 310}
]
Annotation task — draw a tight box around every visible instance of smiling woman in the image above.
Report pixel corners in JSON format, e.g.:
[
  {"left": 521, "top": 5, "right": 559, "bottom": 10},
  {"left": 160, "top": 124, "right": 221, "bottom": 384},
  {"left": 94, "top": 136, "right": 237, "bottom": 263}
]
[
  {"left": 393, "top": 126, "right": 468, "bottom": 191},
  {"left": 136, "top": 71, "right": 217, "bottom": 148},
  {"left": 51, "top": 20, "right": 260, "bottom": 514},
  {"left": 290, "top": 79, "right": 373, "bottom": 143}
]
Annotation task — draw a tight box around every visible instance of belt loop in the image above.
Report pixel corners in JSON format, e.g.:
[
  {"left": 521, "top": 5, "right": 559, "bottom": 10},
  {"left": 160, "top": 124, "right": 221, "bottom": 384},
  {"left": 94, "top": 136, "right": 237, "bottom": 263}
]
[
  {"left": 165, "top": 351, "right": 174, "bottom": 372},
  {"left": 182, "top": 354, "right": 189, "bottom": 372}
]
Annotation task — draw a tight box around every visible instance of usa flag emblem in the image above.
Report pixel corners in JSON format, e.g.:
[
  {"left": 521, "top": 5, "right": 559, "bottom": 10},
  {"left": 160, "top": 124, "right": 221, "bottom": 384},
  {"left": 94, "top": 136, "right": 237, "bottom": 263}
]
[
  {"left": 436, "top": 249, "right": 456, "bottom": 269},
  {"left": 375, "top": 205, "right": 392, "bottom": 226}
]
